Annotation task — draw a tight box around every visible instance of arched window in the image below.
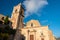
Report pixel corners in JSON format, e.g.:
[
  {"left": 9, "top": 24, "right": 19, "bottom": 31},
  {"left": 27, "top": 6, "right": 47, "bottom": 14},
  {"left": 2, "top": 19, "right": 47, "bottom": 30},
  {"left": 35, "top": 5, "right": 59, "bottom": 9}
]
[
  {"left": 1, "top": 17, "right": 4, "bottom": 20},
  {"left": 31, "top": 23, "right": 33, "bottom": 27},
  {"left": 41, "top": 32, "right": 43, "bottom": 35},
  {"left": 15, "top": 9, "right": 17, "bottom": 13}
]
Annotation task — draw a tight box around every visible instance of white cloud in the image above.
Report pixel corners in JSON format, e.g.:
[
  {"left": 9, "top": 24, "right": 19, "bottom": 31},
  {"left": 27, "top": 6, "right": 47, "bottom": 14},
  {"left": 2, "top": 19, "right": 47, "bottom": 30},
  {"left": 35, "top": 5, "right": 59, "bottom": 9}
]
[{"left": 23, "top": 0, "right": 48, "bottom": 18}]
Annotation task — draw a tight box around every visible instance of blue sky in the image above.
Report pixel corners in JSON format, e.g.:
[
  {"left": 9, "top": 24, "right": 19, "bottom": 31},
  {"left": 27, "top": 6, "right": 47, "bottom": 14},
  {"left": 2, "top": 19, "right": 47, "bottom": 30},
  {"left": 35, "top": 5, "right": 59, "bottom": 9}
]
[{"left": 0, "top": 0, "right": 60, "bottom": 38}]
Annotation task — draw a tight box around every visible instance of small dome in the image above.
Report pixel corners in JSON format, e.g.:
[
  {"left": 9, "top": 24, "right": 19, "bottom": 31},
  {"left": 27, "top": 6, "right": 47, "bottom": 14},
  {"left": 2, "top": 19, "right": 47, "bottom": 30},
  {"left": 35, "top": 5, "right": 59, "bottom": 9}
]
[{"left": 26, "top": 20, "right": 41, "bottom": 27}]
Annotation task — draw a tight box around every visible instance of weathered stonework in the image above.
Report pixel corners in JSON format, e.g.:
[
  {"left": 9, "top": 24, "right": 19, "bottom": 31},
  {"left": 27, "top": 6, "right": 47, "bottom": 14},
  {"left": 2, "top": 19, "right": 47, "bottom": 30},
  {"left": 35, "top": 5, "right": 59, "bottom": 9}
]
[
  {"left": 20, "top": 20, "right": 56, "bottom": 40},
  {"left": 11, "top": 3, "right": 24, "bottom": 29}
]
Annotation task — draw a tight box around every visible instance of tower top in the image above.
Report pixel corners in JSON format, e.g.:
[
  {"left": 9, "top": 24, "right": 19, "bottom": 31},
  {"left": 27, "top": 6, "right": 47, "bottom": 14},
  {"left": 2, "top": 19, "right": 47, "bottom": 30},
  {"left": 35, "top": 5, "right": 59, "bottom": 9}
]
[
  {"left": 11, "top": 3, "right": 24, "bottom": 29},
  {"left": 17, "top": 3, "right": 22, "bottom": 6},
  {"left": 14, "top": 3, "right": 22, "bottom": 7}
]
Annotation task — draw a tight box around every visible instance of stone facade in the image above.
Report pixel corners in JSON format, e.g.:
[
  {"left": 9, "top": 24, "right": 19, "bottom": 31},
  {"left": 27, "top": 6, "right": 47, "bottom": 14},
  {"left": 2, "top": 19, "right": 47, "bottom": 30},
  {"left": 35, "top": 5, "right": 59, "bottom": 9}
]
[
  {"left": 11, "top": 3, "right": 24, "bottom": 29},
  {"left": 11, "top": 3, "right": 24, "bottom": 40},
  {"left": 20, "top": 20, "right": 56, "bottom": 40}
]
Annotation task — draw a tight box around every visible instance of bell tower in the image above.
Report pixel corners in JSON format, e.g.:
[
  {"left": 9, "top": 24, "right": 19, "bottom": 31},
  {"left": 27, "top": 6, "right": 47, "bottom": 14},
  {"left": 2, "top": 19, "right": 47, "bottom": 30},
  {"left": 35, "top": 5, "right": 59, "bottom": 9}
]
[{"left": 11, "top": 3, "right": 24, "bottom": 29}]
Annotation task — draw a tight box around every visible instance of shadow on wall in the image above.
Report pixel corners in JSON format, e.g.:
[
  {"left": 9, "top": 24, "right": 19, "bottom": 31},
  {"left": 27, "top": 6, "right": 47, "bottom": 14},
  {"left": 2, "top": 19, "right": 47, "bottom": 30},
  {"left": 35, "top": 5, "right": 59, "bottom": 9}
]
[
  {"left": 21, "top": 34, "right": 25, "bottom": 40},
  {"left": 13, "top": 30, "right": 25, "bottom": 40}
]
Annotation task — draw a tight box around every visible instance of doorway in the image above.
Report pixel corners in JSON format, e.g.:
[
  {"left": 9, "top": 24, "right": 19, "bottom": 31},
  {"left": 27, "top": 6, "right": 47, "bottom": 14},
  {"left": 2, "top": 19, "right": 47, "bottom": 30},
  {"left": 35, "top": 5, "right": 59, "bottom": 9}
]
[{"left": 30, "top": 35, "right": 34, "bottom": 40}]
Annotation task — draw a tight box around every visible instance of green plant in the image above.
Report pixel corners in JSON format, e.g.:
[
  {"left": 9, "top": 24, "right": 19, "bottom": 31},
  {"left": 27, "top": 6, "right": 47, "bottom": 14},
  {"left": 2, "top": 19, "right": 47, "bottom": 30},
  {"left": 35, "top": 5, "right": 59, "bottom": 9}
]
[{"left": 4, "top": 16, "right": 9, "bottom": 25}]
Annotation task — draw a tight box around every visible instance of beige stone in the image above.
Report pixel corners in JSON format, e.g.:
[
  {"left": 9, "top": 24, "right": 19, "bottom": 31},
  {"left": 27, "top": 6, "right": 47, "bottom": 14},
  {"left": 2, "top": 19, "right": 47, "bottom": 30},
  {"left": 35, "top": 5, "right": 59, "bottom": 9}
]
[
  {"left": 21, "top": 20, "right": 56, "bottom": 40},
  {"left": 11, "top": 3, "right": 24, "bottom": 29}
]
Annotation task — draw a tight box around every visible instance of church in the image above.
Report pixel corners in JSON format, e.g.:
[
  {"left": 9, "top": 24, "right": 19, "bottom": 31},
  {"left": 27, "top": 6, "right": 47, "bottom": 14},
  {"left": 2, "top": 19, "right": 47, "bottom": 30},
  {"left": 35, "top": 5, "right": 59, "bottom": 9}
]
[
  {"left": 21, "top": 20, "right": 56, "bottom": 40},
  {"left": 10, "top": 3, "right": 56, "bottom": 40}
]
